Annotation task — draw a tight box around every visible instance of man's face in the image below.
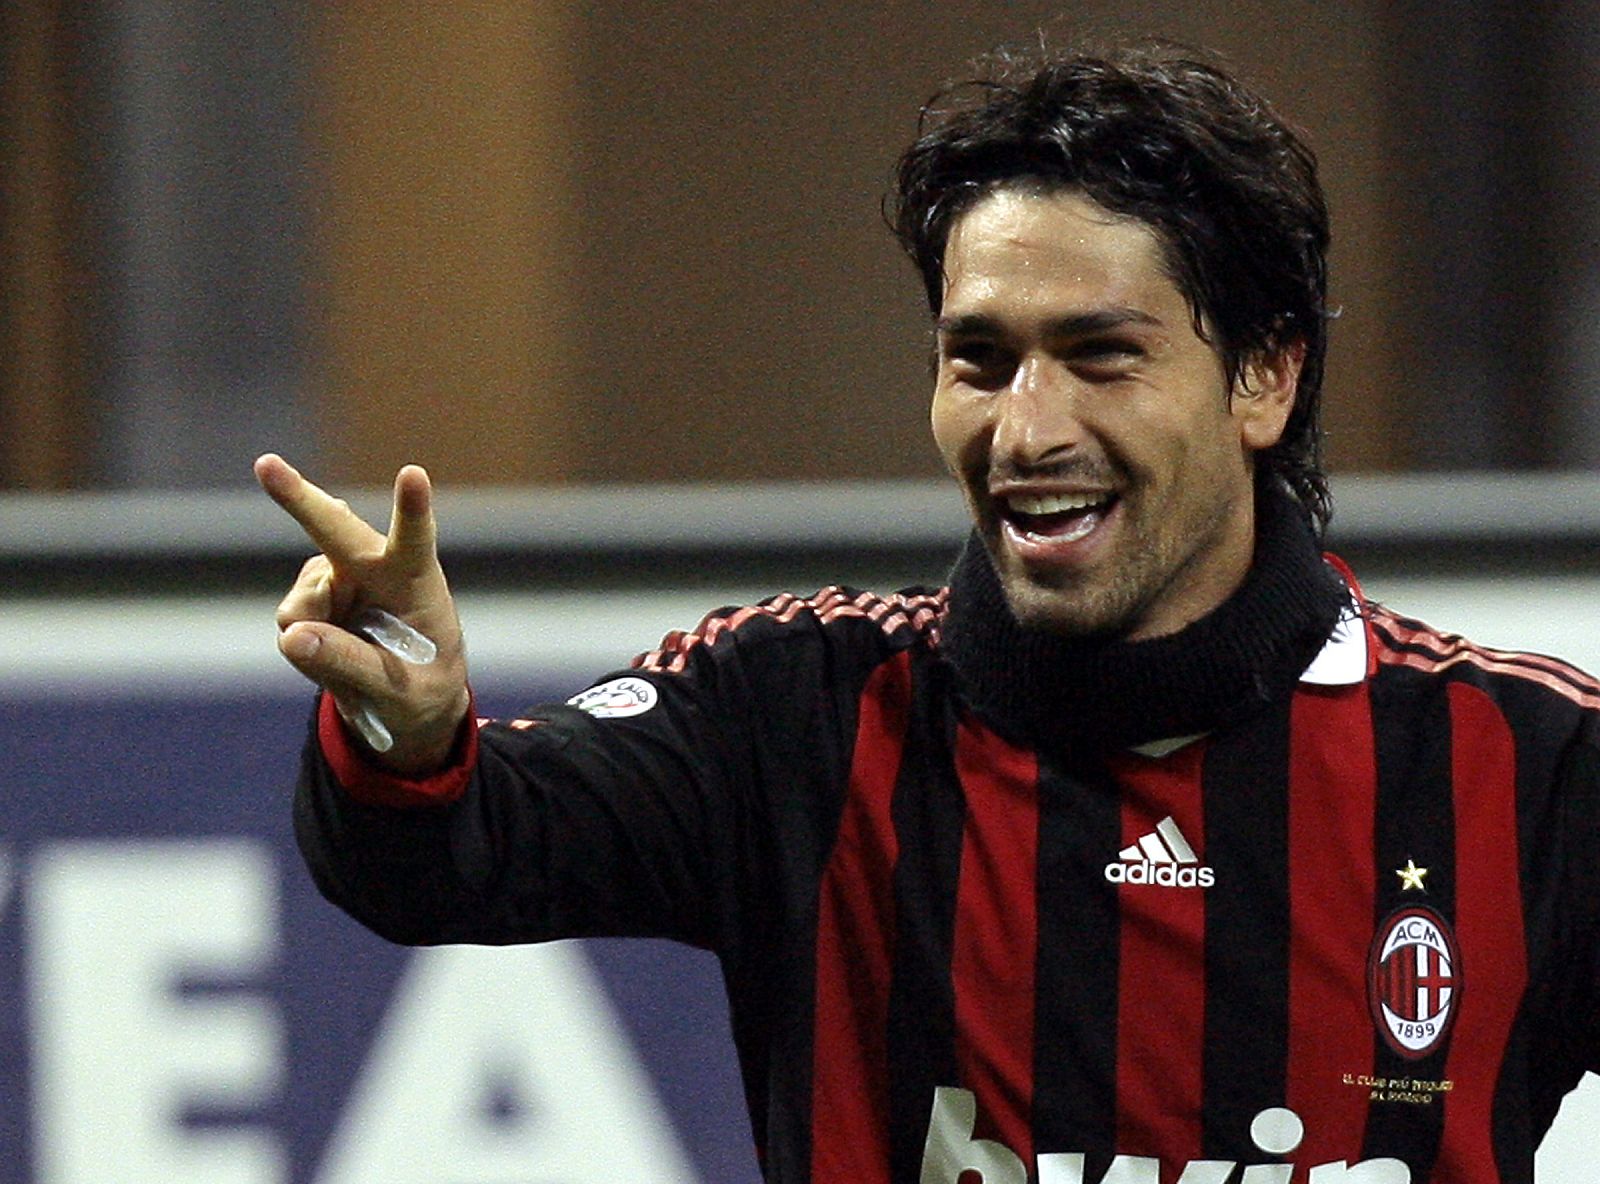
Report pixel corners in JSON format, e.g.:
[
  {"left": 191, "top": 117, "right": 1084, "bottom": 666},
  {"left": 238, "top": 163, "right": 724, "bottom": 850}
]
[{"left": 931, "top": 187, "right": 1297, "bottom": 640}]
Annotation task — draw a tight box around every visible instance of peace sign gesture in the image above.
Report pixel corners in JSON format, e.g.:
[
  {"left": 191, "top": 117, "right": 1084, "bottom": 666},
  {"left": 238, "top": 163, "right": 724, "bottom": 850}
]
[{"left": 254, "top": 453, "right": 471, "bottom": 774}]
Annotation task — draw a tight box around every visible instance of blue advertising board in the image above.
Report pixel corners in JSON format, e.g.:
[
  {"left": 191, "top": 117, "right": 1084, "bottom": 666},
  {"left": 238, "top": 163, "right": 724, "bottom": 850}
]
[{"left": 0, "top": 593, "right": 765, "bottom": 1184}]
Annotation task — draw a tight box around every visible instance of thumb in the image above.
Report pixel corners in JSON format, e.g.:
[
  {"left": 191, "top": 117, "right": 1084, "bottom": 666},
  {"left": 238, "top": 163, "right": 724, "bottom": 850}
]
[{"left": 278, "top": 621, "right": 386, "bottom": 701}]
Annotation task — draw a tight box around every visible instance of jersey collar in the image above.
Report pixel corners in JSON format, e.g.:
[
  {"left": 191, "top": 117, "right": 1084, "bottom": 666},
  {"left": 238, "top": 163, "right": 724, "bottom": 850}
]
[
  {"left": 1298, "top": 599, "right": 1368, "bottom": 686},
  {"left": 1130, "top": 580, "right": 1368, "bottom": 758}
]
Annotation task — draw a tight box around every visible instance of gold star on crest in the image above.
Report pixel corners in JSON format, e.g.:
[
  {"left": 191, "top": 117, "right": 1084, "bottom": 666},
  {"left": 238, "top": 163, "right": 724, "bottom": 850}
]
[{"left": 1396, "top": 858, "right": 1429, "bottom": 892}]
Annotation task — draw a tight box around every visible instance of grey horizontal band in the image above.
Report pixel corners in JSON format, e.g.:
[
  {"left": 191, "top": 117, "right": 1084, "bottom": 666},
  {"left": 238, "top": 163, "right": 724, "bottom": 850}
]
[{"left": 1, "top": 472, "right": 1597, "bottom": 562}]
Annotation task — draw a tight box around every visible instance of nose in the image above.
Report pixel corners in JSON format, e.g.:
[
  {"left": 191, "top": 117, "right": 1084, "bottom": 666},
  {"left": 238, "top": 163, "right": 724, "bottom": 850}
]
[{"left": 990, "top": 354, "right": 1085, "bottom": 468}]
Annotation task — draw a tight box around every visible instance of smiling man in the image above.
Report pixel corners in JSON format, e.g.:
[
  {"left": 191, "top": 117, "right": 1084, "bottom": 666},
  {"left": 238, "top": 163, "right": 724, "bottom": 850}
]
[
  {"left": 262, "top": 43, "right": 1600, "bottom": 1184},
  {"left": 932, "top": 187, "right": 1295, "bottom": 641}
]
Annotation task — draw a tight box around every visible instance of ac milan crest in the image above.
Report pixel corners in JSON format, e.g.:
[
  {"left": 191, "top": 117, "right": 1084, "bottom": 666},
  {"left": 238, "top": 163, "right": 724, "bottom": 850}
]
[{"left": 1367, "top": 906, "right": 1461, "bottom": 1060}]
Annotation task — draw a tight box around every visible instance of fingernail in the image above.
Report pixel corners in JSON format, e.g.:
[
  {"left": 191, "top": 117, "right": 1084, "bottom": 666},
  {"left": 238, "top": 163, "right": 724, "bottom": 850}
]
[{"left": 282, "top": 628, "right": 322, "bottom": 661}]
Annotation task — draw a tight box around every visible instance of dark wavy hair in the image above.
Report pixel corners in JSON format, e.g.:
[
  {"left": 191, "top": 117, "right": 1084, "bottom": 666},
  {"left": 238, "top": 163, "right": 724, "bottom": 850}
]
[{"left": 890, "top": 43, "right": 1332, "bottom": 535}]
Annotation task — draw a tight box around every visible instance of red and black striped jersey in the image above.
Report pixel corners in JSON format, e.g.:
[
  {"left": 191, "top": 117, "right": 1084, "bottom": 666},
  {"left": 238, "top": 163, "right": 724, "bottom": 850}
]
[{"left": 296, "top": 576, "right": 1600, "bottom": 1184}]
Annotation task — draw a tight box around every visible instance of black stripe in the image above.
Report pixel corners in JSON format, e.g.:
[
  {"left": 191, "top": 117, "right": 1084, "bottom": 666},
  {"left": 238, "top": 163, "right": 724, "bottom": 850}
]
[
  {"left": 743, "top": 638, "right": 888, "bottom": 1183},
  {"left": 732, "top": 637, "right": 866, "bottom": 1182},
  {"left": 1201, "top": 700, "right": 1293, "bottom": 1157},
  {"left": 884, "top": 655, "right": 967, "bottom": 1180},
  {"left": 1032, "top": 750, "right": 1122, "bottom": 1161},
  {"left": 1363, "top": 666, "right": 1456, "bottom": 1170}
]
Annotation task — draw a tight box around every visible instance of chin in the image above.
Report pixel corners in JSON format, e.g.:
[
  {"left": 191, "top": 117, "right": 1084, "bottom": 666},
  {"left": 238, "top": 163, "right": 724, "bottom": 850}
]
[{"left": 1000, "top": 575, "right": 1134, "bottom": 640}]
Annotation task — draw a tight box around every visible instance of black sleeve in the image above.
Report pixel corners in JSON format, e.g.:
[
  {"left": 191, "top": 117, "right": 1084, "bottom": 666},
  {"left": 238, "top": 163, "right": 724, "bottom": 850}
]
[
  {"left": 291, "top": 591, "right": 919, "bottom": 955},
  {"left": 1524, "top": 715, "right": 1600, "bottom": 1122},
  {"left": 1564, "top": 735, "right": 1600, "bottom": 1078}
]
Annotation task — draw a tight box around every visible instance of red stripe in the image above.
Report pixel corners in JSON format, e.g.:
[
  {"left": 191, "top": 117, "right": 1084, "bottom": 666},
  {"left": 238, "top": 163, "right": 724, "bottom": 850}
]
[
  {"left": 1402, "top": 946, "right": 1417, "bottom": 1019},
  {"left": 810, "top": 651, "right": 913, "bottom": 1184},
  {"left": 1437, "top": 682, "right": 1526, "bottom": 1180},
  {"left": 951, "top": 713, "right": 1040, "bottom": 1165},
  {"left": 1394, "top": 947, "right": 1408, "bottom": 1019},
  {"left": 1287, "top": 682, "right": 1378, "bottom": 1162},
  {"left": 1108, "top": 742, "right": 1208, "bottom": 1160}
]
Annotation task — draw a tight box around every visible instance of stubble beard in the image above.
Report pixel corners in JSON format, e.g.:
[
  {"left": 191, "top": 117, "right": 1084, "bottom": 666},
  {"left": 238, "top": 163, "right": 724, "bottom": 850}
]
[{"left": 993, "top": 539, "right": 1164, "bottom": 640}]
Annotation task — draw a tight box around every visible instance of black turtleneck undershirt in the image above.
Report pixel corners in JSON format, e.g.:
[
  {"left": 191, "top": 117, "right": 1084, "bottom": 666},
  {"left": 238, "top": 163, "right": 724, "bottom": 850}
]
[{"left": 939, "top": 486, "right": 1348, "bottom": 755}]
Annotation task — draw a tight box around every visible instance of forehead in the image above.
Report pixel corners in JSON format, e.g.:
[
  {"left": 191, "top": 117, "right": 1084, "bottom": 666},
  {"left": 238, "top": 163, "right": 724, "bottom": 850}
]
[{"left": 940, "top": 188, "right": 1183, "bottom": 323}]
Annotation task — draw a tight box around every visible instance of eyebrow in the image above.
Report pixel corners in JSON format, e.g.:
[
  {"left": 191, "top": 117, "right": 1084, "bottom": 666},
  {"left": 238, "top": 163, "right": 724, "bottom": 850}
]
[{"left": 935, "top": 307, "right": 1163, "bottom": 338}]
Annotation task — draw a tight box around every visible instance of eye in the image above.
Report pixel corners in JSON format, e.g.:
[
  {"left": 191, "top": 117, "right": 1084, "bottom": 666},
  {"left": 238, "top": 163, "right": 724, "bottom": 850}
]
[
  {"left": 940, "top": 339, "right": 1015, "bottom": 389},
  {"left": 1068, "top": 337, "right": 1146, "bottom": 379}
]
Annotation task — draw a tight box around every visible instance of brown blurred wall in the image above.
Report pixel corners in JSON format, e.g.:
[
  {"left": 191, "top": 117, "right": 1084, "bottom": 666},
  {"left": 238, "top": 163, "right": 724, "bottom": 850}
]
[
  {"left": 309, "top": 4, "right": 581, "bottom": 486},
  {"left": 0, "top": 3, "right": 90, "bottom": 490},
  {"left": 2, "top": 2, "right": 1401, "bottom": 489},
  {"left": 312, "top": 1, "right": 1400, "bottom": 487}
]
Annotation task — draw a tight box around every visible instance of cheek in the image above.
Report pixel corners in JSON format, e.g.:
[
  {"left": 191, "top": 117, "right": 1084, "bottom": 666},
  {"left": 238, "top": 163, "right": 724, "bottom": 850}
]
[
  {"left": 930, "top": 389, "right": 985, "bottom": 475},
  {"left": 1163, "top": 410, "right": 1256, "bottom": 504}
]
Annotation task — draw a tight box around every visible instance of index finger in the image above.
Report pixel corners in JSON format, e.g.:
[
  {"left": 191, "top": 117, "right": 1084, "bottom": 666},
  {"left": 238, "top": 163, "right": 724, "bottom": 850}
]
[{"left": 254, "top": 453, "right": 385, "bottom": 560}]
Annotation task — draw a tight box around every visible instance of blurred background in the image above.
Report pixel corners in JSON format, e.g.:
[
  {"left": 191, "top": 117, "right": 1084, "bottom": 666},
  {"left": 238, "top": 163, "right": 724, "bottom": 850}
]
[
  {"left": 5, "top": 2, "right": 1600, "bottom": 1182},
  {"left": 6, "top": 0, "right": 1600, "bottom": 491}
]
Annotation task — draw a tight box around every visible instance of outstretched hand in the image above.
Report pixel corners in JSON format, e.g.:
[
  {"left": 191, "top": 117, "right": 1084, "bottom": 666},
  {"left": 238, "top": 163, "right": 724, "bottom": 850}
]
[{"left": 254, "top": 453, "right": 470, "bottom": 774}]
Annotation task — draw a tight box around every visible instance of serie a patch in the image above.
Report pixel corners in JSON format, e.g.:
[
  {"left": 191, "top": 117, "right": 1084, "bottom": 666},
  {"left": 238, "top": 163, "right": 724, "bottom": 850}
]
[
  {"left": 1366, "top": 905, "right": 1462, "bottom": 1060},
  {"left": 567, "top": 676, "right": 660, "bottom": 719}
]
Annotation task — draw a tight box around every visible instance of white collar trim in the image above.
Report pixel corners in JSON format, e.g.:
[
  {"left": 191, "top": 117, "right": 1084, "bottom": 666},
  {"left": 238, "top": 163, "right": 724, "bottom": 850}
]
[{"left": 1298, "top": 600, "right": 1367, "bottom": 686}]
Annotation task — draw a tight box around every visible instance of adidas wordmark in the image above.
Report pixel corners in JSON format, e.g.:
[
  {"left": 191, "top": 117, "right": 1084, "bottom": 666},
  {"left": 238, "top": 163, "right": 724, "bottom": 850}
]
[{"left": 1103, "top": 816, "right": 1215, "bottom": 888}]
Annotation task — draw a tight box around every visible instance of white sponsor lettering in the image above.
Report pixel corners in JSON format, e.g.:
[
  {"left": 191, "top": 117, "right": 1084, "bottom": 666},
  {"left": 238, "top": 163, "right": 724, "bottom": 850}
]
[
  {"left": 922, "top": 1088, "right": 1412, "bottom": 1184},
  {"left": 920, "top": 1085, "right": 1027, "bottom": 1183},
  {"left": 1239, "top": 1163, "right": 1291, "bottom": 1183},
  {"left": 1103, "top": 862, "right": 1216, "bottom": 888},
  {"left": 1250, "top": 1106, "right": 1305, "bottom": 1155},
  {"left": 316, "top": 942, "right": 697, "bottom": 1184},
  {"left": 567, "top": 676, "right": 660, "bottom": 718},
  {"left": 1038, "top": 1152, "right": 1235, "bottom": 1182},
  {"left": 27, "top": 840, "right": 284, "bottom": 1184},
  {"left": 1307, "top": 1164, "right": 1411, "bottom": 1182}
]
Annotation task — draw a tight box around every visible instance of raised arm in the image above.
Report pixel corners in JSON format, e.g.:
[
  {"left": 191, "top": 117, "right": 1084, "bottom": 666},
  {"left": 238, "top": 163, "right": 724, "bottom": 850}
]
[{"left": 254, "top": 453, "right": 469, "bottom": 774}]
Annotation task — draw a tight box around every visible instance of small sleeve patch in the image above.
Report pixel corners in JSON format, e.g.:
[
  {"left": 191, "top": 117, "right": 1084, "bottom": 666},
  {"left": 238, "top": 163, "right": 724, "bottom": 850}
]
[{"left": 566, "top": 676, "right": 660, "bottom": 719}]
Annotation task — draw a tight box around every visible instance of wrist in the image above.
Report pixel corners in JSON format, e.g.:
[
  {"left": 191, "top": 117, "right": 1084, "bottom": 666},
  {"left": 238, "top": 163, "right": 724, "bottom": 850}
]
[
  {"left": 366, "top": 686, "right": 474, "bottom": 776},
  {"left": 318, "top": 689, "right": 478, "bottom": 807}
]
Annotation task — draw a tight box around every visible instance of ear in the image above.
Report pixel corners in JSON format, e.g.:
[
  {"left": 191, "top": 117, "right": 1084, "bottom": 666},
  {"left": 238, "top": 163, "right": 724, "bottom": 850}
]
[{"left": 1232, "top": 340, "right": 1304, "bottom": 452}]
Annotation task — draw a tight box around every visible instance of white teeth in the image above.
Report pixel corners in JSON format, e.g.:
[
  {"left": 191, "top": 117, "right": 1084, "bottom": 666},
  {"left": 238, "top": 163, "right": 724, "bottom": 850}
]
[
  {"left": 1006, "top": 491, "right": 1111, "bottom": 516},
  {"left": 1054, "top": 514, "right": 1099, "bottom": 543}
]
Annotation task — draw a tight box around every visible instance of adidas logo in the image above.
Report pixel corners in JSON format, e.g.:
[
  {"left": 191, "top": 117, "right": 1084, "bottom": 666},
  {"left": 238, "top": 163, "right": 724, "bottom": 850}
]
[{"left": 1103, "top": 816, "right": 1215, "bottom": 888}]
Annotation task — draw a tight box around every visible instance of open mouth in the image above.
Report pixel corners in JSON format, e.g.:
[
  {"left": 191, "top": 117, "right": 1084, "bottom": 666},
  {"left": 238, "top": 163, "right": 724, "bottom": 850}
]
[{"left": 1002, "top": 490, "right": 1118, "bottom": 544}]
